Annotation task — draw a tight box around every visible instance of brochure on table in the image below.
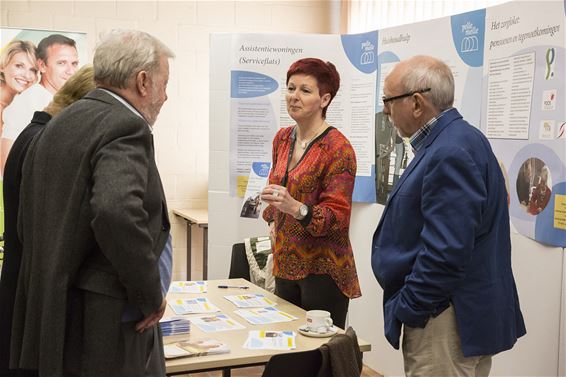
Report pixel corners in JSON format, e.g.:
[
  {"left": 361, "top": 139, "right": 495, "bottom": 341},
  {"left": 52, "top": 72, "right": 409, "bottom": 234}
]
[
  {"left": 169, "top": 297, "right": 220, "bottom": 315},
  {"left": 244, "top": 330, "right": 297, "bottom": 350},
  {"left": 189, "top": 314, "right": 246, "bottom": 332},
  {"left": 164, "top": 338, "right": 229, "bottom": 359},
  {"left": 224, "top": 293, "right": 277, "bottom": 308},
  {"left": 169, "top": 281, "right": 207, "bottom": 294},
  {"left": 234, "top": 307, "right": 298, "bottom": 325}
]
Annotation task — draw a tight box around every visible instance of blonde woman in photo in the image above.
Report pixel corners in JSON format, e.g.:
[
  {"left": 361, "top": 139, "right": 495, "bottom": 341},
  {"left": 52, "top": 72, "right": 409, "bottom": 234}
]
[
  {"left": 0, "top": 41, "right": 39, "bottom": 267},
  {"left": 0, "top": 40, "right": 38, "bottom": 137}
]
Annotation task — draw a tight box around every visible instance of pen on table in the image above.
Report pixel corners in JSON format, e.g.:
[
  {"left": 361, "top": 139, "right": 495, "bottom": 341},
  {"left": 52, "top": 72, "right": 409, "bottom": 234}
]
[{"left": 218, "top": 285, "right": 249, "bottom": 289}]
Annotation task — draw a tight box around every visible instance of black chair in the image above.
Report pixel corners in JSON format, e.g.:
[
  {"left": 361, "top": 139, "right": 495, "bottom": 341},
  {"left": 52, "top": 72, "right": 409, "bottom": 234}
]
[
  {"left": 261, "top": 349, "right": 323, "bottom": 377},
  {"left": 228, "top": 242, "right": 250, "bottom": 281}
]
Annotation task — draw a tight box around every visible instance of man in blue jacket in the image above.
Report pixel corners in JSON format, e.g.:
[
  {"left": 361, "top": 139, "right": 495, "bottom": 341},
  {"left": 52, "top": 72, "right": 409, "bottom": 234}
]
[{"left": 372, "top": 55, "right": 525, "bottom": 376}]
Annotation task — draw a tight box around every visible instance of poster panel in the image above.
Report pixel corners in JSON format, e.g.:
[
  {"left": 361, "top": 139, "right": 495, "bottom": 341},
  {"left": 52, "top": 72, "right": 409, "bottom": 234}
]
[
  {"left": 229, "top": 31, "right": 377, "bottom": 202},
  {"left": 483, "top": 1, "right": 565, "bottom": 247},
  {"left": 375, "top": 9, "right": 486, "bottom": 204},
  {"left": 0, "top": 28, "right": 88, "bottom": 262}
]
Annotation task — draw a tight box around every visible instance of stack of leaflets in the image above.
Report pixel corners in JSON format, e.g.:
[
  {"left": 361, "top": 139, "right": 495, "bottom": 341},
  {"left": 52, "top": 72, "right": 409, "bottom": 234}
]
[
  {"left": 224, "top": 293, "right": 276, "bottom": 308},
  {"left": 169, "top": 297, "right": 220, "bottom": 315},
  {"left": 234, "top": 307, "right": 298, "bottom": 325},
  {"left": 243, "top": 330, "right": 296, "bottom": 350},
  {"left": 160, "top": 316, "right": 191, "bottom": 336},
  {"left": 163, "top": 338, "right": 230, "bottom": 359},
  {"left": 169, "top": 280, "right": 207, "bottom": 294}
]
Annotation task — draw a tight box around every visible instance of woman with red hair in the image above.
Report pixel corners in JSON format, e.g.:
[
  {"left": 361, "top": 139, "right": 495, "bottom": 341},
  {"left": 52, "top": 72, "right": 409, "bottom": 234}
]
[{"left": 261, "top": 58, "right": 361, "bottom": 328}]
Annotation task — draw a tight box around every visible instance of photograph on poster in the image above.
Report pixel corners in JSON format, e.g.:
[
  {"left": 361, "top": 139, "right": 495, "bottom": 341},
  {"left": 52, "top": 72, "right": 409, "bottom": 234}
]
[
  {"left": 0, "top": 28, "right": 87, "bottom": 176},
  {"left": 516, "top": 157, "right": 552, "bottom": 216},
  {"left": 375, "top": 111, "right": 407, "bottom": 204},
  {"left": 0, "top": 27, "right": 87, "bottom": 260},
  {"left": 0, "top": 41, "right": 37, "bottom": 136}
]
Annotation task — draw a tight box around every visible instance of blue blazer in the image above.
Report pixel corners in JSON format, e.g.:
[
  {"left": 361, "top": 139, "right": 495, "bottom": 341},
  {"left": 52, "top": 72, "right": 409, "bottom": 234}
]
[{"left": 371, "top": 108, "right": 526, "bottom": 357}]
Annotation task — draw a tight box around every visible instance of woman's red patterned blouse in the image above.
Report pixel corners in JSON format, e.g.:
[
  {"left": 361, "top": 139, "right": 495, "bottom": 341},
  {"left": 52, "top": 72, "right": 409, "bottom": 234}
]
[{"left": 263, "top": 126, "right": 361, "bottom": 299}]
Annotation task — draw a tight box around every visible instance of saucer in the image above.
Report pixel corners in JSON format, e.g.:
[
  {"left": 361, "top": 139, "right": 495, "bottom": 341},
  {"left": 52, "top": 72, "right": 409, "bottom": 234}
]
[{"left": 297, "top": 325, "right": 338, "bottom": 338}]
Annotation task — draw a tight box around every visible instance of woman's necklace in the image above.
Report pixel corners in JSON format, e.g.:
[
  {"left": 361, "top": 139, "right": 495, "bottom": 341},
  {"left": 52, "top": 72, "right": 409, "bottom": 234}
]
[{"left": 297, "top": 120, "right": 326, "bottom": 150}]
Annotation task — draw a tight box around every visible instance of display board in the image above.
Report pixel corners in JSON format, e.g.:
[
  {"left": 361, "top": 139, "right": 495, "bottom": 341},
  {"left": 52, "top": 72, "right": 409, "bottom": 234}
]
[
  {"left": 375, "top": 9, "right": 486, "bottom": 204},
  {"left": 482, "top": 1, "right": 565, "bottom": 247}
]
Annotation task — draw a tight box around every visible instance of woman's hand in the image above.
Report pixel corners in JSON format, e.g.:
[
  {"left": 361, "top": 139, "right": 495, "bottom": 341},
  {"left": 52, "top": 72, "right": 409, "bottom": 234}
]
[
  {"left": 261, "top": 184, "right": 302, "bottom": 217},
  {"left": 135, "top": 298, "right": 167, "bottom": 333}
]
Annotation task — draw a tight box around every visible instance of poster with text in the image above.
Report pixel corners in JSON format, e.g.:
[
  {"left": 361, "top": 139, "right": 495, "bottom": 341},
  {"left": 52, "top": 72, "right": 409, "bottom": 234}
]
[
  {"left": 483, "top": 1, "right": 565, "bottom": 247},
  {"left": 229, "top": 31, "right": 377, "bottom": 202},
  {"left": 375, "top": 9, "right": 486, "bottom": 204}
]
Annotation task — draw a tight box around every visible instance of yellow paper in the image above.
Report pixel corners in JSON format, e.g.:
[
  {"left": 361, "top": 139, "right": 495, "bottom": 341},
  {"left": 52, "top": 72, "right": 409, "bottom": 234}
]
[
  {"left": 554, "top": 194, "right": 566, "bottom": 229},
  {"left": 236, "top": 176, "right": 249, "bottom": 198}
]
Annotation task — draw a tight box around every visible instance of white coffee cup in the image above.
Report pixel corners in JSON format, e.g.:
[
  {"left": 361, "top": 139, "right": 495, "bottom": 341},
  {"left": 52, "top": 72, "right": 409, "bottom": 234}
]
[{"left": 306, "top": 310, "right": 333, "bottom": 333}]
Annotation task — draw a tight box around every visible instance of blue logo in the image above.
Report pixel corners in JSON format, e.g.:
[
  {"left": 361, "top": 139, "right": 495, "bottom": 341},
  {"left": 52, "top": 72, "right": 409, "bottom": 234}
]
[
  {"left": 360, "top": 40, "right": 376, "bottom": 66},
  {"left": 252, "top": 162, "right": 271, "bottom": 177},
  {"left": 460, "top": 22, "right": 480, "bottom": 53},
  {"left": 341, "top": 31, "right": 378, "bottom": 74},
  {"left": 451, "top": 9, "right": 485, "bottom": 67}
]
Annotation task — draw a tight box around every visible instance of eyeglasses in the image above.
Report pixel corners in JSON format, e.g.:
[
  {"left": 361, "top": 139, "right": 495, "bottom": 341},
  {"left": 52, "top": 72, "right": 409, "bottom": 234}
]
[{"left": 382, "top": 88, "right": 431, "bottom": 105}]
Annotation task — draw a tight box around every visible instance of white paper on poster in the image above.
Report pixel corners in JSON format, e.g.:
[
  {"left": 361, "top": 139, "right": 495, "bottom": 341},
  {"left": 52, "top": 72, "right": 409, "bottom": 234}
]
[
  {"left": 485, "top": 52, "right": 535, "bottom": 139},
  {"left": 378, "top": 62, "right": 396, "bottom": 107}
]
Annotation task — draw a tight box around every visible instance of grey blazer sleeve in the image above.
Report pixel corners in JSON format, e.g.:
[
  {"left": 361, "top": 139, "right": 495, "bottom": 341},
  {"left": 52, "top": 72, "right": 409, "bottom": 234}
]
[{"left": 89, "top": 115, "right": 162, "bottom": 316}]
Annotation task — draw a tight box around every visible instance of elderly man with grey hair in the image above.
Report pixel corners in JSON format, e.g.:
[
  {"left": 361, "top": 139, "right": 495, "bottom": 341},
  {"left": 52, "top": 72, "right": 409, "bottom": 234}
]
[
  {"left": 372, "top": 55, "right": 525, "bottom": 376},
  {"left": 11, "top": 30, "right": 175, "bottom": 377}
]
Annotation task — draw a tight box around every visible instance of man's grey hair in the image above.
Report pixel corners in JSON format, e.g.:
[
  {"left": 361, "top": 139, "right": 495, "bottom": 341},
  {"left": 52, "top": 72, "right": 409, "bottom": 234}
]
[
  {"left": 93, "top": 29, "right": 175, "bottom": 89},
  {"left": 400, "top": 56, "right": 454, "bottom": 111}
]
